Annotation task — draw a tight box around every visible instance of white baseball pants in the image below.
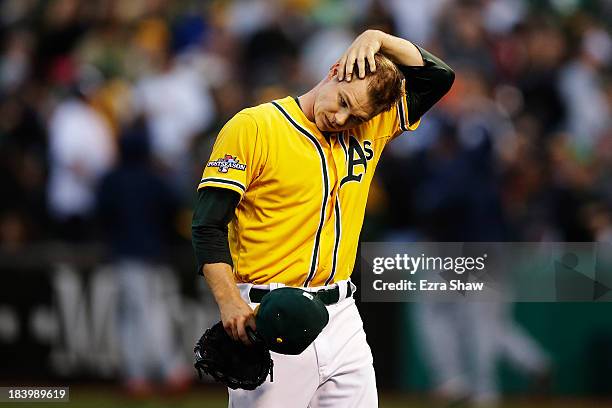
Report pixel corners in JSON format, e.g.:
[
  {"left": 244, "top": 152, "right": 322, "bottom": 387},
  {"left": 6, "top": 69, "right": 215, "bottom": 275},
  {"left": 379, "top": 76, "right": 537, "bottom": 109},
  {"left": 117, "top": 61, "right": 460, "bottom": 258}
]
[{"left": 229, "top": 281, "right": 378, "bottom": 408}]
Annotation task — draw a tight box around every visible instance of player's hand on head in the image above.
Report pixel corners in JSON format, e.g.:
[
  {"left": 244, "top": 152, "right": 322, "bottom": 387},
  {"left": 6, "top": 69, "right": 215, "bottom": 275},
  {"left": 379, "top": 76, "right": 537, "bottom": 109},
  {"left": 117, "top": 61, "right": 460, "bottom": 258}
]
[
  {"left": 219, "top": 296, "right": 257, "bottom": 345},
  {"left": 337, "top": 29, "right": 384, "bottom": 82}
]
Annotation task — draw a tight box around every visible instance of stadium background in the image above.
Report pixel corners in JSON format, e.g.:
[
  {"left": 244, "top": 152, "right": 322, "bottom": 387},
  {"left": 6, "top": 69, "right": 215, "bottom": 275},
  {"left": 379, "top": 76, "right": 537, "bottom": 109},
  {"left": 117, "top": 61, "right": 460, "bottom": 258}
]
[{"left": 0, "top": 0, "right": 611, "bottom": 406}]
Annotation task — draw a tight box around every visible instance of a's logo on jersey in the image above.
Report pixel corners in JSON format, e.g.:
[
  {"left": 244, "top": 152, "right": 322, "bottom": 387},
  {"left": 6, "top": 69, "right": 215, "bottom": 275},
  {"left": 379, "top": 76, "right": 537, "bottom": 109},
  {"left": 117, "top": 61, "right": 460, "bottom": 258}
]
[
  {"left": 341, "top": 136, "right": 374, "bottom": 185},
  {"left": 207, "top": 154, "right": 247, "bottom": 173}
]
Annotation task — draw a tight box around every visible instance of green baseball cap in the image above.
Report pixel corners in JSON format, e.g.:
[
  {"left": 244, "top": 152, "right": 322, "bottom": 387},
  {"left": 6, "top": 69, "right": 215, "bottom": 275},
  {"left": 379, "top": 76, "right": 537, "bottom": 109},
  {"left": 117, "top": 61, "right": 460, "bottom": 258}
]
[{"left": 255, "top": 287, "right": 329, "bottom": 355}]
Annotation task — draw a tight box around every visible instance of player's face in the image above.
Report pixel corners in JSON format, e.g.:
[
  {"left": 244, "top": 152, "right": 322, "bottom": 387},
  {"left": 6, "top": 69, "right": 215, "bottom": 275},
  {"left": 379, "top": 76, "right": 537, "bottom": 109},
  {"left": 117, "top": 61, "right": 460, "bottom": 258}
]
[{"left": 314, "top": 76, "right": 373, "bottom": 132}]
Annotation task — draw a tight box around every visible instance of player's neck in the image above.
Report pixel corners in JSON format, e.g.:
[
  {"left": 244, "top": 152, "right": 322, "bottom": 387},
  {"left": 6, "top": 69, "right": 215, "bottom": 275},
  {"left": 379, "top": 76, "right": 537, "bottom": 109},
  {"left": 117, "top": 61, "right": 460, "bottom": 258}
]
[{"left": 297, "top": 89, "right": 316, "bottom": 123}]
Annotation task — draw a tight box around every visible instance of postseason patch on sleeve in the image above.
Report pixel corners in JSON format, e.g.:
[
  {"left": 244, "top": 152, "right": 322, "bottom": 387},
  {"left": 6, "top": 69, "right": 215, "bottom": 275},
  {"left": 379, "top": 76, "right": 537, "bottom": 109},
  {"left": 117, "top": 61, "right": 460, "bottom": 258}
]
[{"left": 206, "top": 154, "right": 247, "bottom": 173}]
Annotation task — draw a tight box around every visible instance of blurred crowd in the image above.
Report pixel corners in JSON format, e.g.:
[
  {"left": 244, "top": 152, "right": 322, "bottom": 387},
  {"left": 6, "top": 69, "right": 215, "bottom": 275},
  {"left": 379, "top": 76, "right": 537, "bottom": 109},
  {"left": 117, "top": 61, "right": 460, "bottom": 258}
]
[
  {"left": 0, "top": 0, "right": 611, "bottom": 250},
  {"left": 1, "top": 0, "right": 611, "bottom": 401}
]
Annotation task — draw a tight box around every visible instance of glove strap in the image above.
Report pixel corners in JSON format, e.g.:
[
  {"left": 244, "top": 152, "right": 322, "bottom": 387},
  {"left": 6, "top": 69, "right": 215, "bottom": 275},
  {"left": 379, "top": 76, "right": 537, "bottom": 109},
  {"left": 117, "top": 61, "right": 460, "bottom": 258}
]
[{"left": 246, "top": 326, "right": 263, "bottom": 344}]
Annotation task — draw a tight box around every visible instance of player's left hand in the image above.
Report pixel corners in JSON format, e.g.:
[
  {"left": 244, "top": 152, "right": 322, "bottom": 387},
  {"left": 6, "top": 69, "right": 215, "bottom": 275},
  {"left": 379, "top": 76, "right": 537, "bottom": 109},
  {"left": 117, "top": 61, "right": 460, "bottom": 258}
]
[{"left": 337, "top": 29, "right": 385, "bottom": 82}]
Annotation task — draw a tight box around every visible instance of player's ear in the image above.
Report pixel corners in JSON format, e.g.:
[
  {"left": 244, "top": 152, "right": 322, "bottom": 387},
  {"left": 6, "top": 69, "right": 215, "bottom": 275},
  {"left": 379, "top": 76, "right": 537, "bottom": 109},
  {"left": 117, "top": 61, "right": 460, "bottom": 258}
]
[{"left": 328, "top": 63, "right": 340, "bottom": 79}]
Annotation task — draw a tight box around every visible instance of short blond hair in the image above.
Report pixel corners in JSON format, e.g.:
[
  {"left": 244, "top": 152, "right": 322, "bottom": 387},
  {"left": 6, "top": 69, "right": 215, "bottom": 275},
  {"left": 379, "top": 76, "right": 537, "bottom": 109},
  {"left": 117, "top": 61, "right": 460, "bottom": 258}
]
[{"left": 365, "top": 54, "right": 404, "bottom": 115}]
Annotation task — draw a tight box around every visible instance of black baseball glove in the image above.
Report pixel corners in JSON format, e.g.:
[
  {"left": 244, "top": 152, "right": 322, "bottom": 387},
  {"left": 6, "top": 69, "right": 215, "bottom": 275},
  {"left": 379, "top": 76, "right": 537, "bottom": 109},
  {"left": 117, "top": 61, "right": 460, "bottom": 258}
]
[{"left": 193, "top": 321, "right": 273, "bottom": 390}]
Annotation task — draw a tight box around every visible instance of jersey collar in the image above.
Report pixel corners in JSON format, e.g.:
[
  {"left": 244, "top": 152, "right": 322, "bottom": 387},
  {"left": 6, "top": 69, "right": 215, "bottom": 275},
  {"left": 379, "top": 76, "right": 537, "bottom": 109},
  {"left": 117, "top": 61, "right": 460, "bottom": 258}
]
[{"left": 285, "top": 96, "right": 329, "bottom": 142}]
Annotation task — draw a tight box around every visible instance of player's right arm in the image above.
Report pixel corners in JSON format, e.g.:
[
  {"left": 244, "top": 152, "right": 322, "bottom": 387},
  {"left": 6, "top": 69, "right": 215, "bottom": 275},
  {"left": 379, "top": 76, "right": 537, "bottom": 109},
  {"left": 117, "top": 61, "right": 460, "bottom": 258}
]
[
  {"left": 193, "top": 187, "right": 255, "bottom": 345},
  {"left": 202, "top": 262, "right": 256, "bottom": 345},
  {"left": 192, "top": 111, "right": 265, "bottom": 345}
]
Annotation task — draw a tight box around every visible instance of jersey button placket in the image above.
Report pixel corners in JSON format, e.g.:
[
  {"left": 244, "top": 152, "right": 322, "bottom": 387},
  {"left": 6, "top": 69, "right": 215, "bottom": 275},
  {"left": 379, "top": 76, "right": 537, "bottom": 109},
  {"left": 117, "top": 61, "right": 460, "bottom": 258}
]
[{"left": 326, "top": 136, "right": 341, "bottom": 202}]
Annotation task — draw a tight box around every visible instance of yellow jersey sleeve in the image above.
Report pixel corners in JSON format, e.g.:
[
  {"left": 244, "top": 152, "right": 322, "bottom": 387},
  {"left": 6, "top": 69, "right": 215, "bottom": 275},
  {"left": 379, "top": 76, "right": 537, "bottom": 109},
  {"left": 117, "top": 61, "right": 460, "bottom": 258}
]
[{"left": 198, "top": 112, "right": 264, "bottom": 197}]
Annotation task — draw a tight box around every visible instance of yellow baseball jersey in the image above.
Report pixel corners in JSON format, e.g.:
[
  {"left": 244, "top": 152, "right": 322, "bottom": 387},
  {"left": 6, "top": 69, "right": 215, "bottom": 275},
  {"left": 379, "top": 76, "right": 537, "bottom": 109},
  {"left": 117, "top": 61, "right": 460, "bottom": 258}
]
[{"left": 198, "top": 94, "right": 419, "bottom": 286}]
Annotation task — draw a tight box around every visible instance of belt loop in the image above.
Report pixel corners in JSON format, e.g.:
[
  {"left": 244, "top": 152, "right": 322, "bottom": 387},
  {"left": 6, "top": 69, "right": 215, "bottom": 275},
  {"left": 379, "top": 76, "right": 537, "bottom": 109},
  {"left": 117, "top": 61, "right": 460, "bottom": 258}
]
[
  {"left": 237, "top": 283, "right": 254, "bottom": 303},
  {"left": 349, "top": 281, "right": 356, "bottom": 296},
  {"left": 269, "top": 282, "right": 285, "bottom": 291},
  {"left": 337, "top": 280, "right": 348, "bottom": 302}
]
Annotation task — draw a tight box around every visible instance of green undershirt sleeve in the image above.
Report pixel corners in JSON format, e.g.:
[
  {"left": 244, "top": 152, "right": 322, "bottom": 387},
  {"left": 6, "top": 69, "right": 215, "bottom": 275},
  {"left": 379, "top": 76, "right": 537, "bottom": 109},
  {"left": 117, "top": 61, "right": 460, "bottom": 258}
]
[
  {"left": 399, "top": 45, "right": 455, "bottom": 125},
  {"left": 191, "top": 187, "right": 240, "bottom": 275}
]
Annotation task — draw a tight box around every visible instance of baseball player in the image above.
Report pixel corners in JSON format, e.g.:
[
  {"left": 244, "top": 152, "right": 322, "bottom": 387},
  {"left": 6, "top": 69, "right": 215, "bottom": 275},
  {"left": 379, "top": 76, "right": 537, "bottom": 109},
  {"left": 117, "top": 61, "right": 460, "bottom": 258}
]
[{"left": 192, "top": 29, "right": 454, "bottom": 407}]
